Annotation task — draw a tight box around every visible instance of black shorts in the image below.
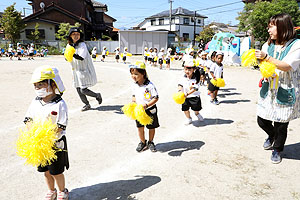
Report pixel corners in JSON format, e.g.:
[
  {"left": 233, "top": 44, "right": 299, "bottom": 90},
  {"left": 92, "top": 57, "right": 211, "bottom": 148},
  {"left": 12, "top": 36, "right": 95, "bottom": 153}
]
[
  {"left": 208, "top": 80, "right": 219, "bottom": 92},
  {"left": 115, "top": 55, "right": 120, "bottom": 60},
  {"left": 92, "top": 55, "right": 96, "bottom": 58},
  {"left": 18, "top": 52, "right": 22, "bottom": 56},
  {"left": 135, "top": 105, "right": 160, "bottom": 129},
  {"left": 148, "top": 57, "right": 152, "bottom": 62},
  {"left": 102, "top": 55, "right": 105, "bottom": 58},
  {"left": 38, "top": 136, "right": 69, "bottom": 175},
  {"left": 158, "top": 58, "right": 163, "bottom": 65},
  {"left": 165, "top": 58, "right": 170, "bottom": 64},
  {"left": 144, "top": 56, "right": 148, "bottom": 60},
  {"left": 182, "top": 96, "right": 202, "bottom": 111},
  {"left": 123, "top": 56, "right": 126, "bottom": 61},
  {"left": 200, "top": 68, "right": 205, "bottom": 76},
  {"left": 29, "top": 53, "right": 34, "bottom": 56}
]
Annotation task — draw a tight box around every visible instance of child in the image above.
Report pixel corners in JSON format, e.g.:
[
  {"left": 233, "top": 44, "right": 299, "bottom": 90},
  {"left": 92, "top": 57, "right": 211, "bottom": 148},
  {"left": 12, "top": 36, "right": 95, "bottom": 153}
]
[
  {"left": 208, "top": 52, "right": 224, "bottom": 105},
  {"left": 148, "top": 48, "right": 153, "bottom": 65},
  {"left": 28, "top": 43, "right": 35, "bottom": 60},
  {"left": 91, "top": 47, "right": 97, "bottom": 61},
  {"left": 165, "top": 48, "right": 172, "bottom": 70},
  {"left": 158, "top": 48, "right": 165, "bottom": 69},
  {"left": 101, "top": 46, "right": 107, "bottom": 62},
  {"left": 67, "top": 27, "right": 102, "bottom": 111},
  {"left": 123, "top": 47, "right": 128, "bottom": 64},
  {"left": 115, "top": 47, "right": 120, "bottom": 63},
  {"left": 178, "top": 59, "right": 204, "bottom": 125},
  {"left": 144, "top": 47, "right": 148, "bottom": 63},
  {"left": 8, "top": 44, "right": 14, "bottom": 60},
  {"left": 198, "top": 51, "right": 209, "bottom": 85},
  {"left": 17, "top": 43, "right": 22, "bottom": 60},
  {"left": 129, "top": 61, "right": 160, "bottom": 152},
  {"left": 24, "top": 66, "right": 69, "bottom": 200},
  {"left": 152, "top": 48, "right": 158, "bottom": 66}
]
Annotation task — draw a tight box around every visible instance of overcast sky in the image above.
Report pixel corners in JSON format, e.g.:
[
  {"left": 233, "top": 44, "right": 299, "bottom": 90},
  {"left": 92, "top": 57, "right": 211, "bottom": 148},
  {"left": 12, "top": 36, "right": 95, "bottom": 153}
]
[{"left": 0, "top": 0, "right": 245, "bottom": 28}]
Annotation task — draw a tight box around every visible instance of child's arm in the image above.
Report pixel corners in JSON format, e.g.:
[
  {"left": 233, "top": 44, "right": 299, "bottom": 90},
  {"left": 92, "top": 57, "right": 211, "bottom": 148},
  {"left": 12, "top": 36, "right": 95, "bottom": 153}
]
[
  {"left": 143, "top": 97, "right": 158, "bottom": 109},
  {"left": 132, "top": 96, "right": 136, "bottom": 103},
  {"left": 210, "top": 71, "right": 216, "bottom": 79}
]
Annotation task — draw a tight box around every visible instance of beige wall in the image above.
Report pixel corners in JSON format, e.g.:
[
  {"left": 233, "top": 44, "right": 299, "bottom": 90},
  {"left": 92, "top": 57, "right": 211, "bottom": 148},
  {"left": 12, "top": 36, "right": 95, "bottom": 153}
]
[{"left": 20, "top": 22, "right": 56, "bottom": 41}]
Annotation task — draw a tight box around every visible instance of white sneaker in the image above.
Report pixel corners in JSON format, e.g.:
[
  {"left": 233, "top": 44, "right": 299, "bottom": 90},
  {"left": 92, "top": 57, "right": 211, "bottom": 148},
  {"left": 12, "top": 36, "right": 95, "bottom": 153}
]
[
  {"left": 185, "top": 118, "right": 192, "bottom": 125},
  {"left": 196, "top": 113, "right": 204, "bottom": 121}
]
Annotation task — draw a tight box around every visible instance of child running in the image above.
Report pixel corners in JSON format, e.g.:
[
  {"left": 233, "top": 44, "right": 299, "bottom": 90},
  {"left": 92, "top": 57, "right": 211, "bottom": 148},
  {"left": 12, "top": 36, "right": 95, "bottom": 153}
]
[
  {"left": 208, "top": 52, "right": 224, "bottom": 105},
  {"left": 115, "top": 47, "right": 120, "bottom": 63},
  {"left": 101, "top": 46, "right": 107, "bottom": 62},
  {"left": 91, "top": 47, "right": 97, "bottom": 61},
  {"left": 144, "top": 47, "right": 148, "bottom": 64},
  {"left": 129, "top": 61, "right": 160, "bottom": 152},
  {"left": 158, "top": 48, "right": 164, "bottom": 69},
  {"left": 178, "top": 59, "right": 204, "bottom": 125},
  {"left": 165, "top": 48, "right": 172, "bottom": 70},
  {"left": 24, "top": 66, "right": 69, "bottom": 200},
  {"left": 198, "top": 51, "right": 209, "bottom": 85}
]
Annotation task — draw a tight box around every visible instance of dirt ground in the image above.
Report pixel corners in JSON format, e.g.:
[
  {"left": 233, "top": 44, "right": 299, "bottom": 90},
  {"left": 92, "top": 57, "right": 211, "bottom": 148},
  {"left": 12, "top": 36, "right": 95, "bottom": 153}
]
[{"left": 0, "top": 55, "right": 300, "bottom": 200}]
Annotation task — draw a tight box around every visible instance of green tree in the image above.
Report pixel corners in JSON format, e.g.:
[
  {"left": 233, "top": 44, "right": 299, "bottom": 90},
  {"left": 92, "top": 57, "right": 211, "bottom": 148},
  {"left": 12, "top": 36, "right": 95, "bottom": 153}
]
[
  {"left": 0, "top": 3, "right": 25, "bottom": 44},
  {"left": 27, "top": 23, "right": 40, "bottom": 43},
  {"left": 55, "top": 22, "right": 81, "bottom": 45},
  {"left": 196, "top": 25, "right": 215, "bottom": 43},
  {"left": 237, "top": 0, "right": 300, "bottom": 42}
]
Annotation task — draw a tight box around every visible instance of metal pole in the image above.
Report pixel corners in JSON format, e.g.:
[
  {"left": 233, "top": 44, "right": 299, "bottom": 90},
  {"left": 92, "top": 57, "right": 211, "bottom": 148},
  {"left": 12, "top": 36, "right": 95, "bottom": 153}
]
[
  {"left": 193, "top": 11, "right": 196, "bottom": 46},
  {"left": 169, "top": 0, "right": 173, "bottom": 31}
]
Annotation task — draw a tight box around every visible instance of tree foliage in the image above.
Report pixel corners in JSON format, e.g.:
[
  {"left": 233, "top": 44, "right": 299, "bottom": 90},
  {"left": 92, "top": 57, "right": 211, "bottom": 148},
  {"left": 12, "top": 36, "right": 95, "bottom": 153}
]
[
  {"left": 196, "top": 25, "right": 215, "bottom": 43},
  {"left": 55, "top": 22, "right": 81, "bottom": 45},
  {"left": 27, "top": 23, "right": 40, "bottom": 43},
  {"left": 0, "top": 3, "right": 25, "bottom": 44},
  {"left": 237, "top": 0, "right": 300, "bottom": 42}
]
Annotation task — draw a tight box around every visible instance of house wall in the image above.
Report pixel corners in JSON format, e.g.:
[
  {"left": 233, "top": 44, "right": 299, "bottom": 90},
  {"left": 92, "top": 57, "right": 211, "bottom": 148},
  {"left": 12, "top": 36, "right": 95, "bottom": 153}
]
[{"left": 20, "top": 22, "right": 56, "bottom": 40}]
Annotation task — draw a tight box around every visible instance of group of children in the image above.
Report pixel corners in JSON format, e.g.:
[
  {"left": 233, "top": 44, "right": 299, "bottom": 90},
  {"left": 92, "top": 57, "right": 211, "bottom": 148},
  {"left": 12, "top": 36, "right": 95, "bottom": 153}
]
[
  {"left": 90, "top": 46, "right": 130, "bottom": 64},
  {"left": 0, "top": 43, "right": 47, "bottom": 60},
  {"left": 143, "top": 47, "right": 173, "bottom": 70}
]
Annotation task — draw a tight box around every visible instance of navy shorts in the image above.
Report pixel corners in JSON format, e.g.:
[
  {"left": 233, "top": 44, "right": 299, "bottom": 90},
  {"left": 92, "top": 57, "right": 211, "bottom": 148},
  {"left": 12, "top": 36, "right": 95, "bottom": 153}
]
[
  {"left": 115, "top": 55, "right": 120, "bottom": 60},
  {"left": 165, "top": 58, "right": 170, "bottom": 64},
  {"left": 123, "top": 56, "right": 126, "bottom": 61},
  {"left": 158, "top": 58, "right": 163, "bottom": 65},
  {"left": 208, "top": 80, "right": 219, "bottom": 92},
  {"left": 182, "top": 96, "right": 202, "bottom": 111},
  {"left": 136, "top": 105, "right": 160, "bottom": 129},
  {"left": 38, "top": 136, "right": 69, "bottom": 175},
  {"left": 144, "top": 56, "right": 148, "bottom": 60}
]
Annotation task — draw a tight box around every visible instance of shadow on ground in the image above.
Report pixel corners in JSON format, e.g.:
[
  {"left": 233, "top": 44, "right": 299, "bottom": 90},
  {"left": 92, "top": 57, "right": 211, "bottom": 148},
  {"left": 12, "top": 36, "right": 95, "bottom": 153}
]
[
  {"left": 282, "top": 142, "right": 300, "bottom": 160},
  {"left": 70, "top": 175, "right": 161, "bottom": 200},
  {"left": 192, "top": 118, "right": 234, "bottom": 127},
  {"left": 219, "top": 99, "right": 250, "bottom": 104},
  {"left": 156, "top": 140, "right": 205, "bottom": 156},
  {"left": 92, "top": 105, "right": 123, "bottom": 114}
]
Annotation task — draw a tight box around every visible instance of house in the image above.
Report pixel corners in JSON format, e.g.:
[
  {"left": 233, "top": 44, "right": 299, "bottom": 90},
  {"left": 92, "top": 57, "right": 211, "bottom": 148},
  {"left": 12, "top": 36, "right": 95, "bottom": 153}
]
[
  {"left": 209, "top": 22, "right": 247, "bottom": 38},
  {"left": 21, "top": 0, "right": 117, "bottom": 41},
  {"left": 134, "top": 7, "right": 207, "bottom": 42}
]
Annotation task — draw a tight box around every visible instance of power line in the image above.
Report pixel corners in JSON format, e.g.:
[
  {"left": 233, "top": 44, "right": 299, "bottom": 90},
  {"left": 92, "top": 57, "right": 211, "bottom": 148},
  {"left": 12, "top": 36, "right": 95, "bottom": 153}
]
[
  {"left": 204, "top": 7, "right": 243, "bottom": 15},
  {"left": 195, "top": 1, "right": 242, "bottom": 11}
]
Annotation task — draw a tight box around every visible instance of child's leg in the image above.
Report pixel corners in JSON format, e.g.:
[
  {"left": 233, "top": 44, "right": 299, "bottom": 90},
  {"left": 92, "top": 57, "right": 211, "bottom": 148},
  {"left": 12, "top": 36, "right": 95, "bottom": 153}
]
[
  {"left": 44, "top": 171, "right": 55, "bottom": 191},
  {"left": 53, "top": 173, "right": 65, "bottom": 192},
  {"left": 149, "top": 128, "right": 155, "bottom": 142},
  {"left": 210, "top": 92, "right": 215, "bottom": 100},
  {"left": 138, "top": 127, "right": 146, "bottom": 143},
  {"left": 214, "top": 90, "right": 219, "bottom": 98},
  {"left": 184, "top": 110, "right": 191, "bottom": 119}
]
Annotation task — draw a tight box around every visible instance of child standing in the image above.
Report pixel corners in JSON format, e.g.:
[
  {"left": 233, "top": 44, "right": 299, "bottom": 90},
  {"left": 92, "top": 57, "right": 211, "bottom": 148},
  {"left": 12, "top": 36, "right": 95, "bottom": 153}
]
[
  {"left": 198, "top": 51, "right": 209, "bottom": 85},
  {"left": 115, "top": 47, "right": 120, "bottom": 63},
  {"left": 24, "top": 66, "right": 69, "bottom": 200},
  {"left": 158, "top": 48, "right": 165, "bottom": 69},
  {"left": 152, "top": 48, "right": 158, "bottom": 66},
  {"left": 17, "top": 43, "right": 22, "bottom": 60},
  {"left": 144, "top": 47, "right": 148, "bottom": 64},
  {"left": 208, "top": 52, "right": 224, "bottom": 105},
  {"left": 101, "top": 46, "right": 107, "bottom": 62},
  {"left": 8, "top": 44, "right": 14, "bottom": 60},
  {"left": 129, "top": 61, "right": 160, "bottom": 152},
  {"left": 148, "top": 48, "right": 153, "bottom": 65},
  {"left": 91, "top": 47, "right": 97, "bottom": 61},
  {"left": 123, "top": 47, "right": 128, "bottom": 64},
  {"left": 28, "top": 43, "right": 35, "bottom": 60},
  {"left": 178, "top": 59, "right": 204, "bottom": 125},
  {"left": 165, "top": 48, "right": 172, "bottom": 70}
]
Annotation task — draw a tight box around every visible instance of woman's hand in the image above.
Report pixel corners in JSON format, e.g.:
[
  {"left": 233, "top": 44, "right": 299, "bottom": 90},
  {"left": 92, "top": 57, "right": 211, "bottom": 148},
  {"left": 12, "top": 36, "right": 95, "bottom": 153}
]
[{"left": 255, "top": 50, "right": 267, "bottom": 60}]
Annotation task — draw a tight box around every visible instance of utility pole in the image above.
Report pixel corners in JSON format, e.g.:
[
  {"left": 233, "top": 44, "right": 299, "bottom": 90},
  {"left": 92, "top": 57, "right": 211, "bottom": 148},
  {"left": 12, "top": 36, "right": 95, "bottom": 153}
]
[
  {"left": 169, "top": 0, "right": 173, "bottom": 31},
  {"left": 193, "top": 11, "right": 196, "bottom": 46}
]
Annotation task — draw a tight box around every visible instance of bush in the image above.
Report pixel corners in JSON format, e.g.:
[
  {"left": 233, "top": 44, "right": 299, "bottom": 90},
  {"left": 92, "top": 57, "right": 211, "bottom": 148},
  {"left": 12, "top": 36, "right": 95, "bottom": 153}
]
[{"left": 46, "top": 46, "right": 61, "bottom": 55}]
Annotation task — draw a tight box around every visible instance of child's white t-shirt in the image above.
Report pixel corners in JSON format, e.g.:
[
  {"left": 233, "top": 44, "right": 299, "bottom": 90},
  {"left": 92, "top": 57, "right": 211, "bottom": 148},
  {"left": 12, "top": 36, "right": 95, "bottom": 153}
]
[
  {"left": 17, "top": 47, "right": 22, "bottom": 53},
  {"left": 29, "top": 47, "right": 34, "bottom": 53},
  {"left": 132, "top": 79, "right": 159, "bottom": 106},
  {"left": 91, "top": 49, "right": 97, "bottom": 55},
  {"left": 178, "top": 75, "right": 200, "bottom": 98},
  {"left": 166, "top": 52, "right": 171, "bottom": 59},
  {"left": 158, "top": 52, "right": 164, "bottom": 59},
  {"left": 209, "top": 62, "right": 223, "bottom": 78},
  {"left": 115, "top": 50, "right": 120, "bottom": 55},
  {"left": 102, "top": 50, "right": 107, "bottom": 56},
  {"left": 24, "top": 96, "right": 68, "bottom": 137}
]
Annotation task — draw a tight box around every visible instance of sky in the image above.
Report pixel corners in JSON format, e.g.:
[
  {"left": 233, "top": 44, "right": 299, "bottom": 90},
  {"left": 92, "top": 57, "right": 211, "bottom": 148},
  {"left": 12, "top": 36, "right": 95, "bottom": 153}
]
[{"left": 0, "top": 0, "right": 245, "bottom": 28}]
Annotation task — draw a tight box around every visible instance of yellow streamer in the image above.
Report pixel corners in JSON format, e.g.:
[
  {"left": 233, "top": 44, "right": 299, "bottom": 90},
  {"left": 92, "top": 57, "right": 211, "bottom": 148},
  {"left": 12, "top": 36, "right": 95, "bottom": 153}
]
[{"left": 16, "top": 118, "right": 59, "bottom": 167}]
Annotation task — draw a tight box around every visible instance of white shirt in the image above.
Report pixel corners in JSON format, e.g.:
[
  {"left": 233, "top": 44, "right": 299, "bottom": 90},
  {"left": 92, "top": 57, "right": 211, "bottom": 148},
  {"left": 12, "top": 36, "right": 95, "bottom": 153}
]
[
  {"left": 91, "top": 49, "right": 97, "bottom": 55},
  {"left": 115, "top": 50, "right": 120, "bottom": 55},
  {"left": 132, "top": 80, "right": 159, "bottom": 106},
  {"left": 102, "top": 50, "right": 107, "bottom": 56},
  {"left": 209, "top": 62, "right": 223, "bottom": 78},
  {"left": 178, "top": 75, "right": 200, "bottom": 98},
  {"left": 29, "top": 47, "right": 34, "bottom": 53},
  {"left": 25, "top": 96, "right": 68, "bottom": 137},
  {"left": 158, "top": 52, "right": 164, "bottom": 59}
]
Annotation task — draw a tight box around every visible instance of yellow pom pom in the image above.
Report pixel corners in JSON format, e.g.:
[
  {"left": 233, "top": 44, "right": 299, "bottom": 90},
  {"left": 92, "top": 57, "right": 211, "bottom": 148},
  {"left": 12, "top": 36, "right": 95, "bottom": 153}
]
[
  {"left": 171, "top": 57, "right": 174, "bottom": 61},
  {"left": 163, "top": 60, "right": 166, "bottom": 64},
  {"left": 196, "top": 60, "right": 200, "bottom": 66},
  {"left": 154, "top": 56, "right": 158, "bottom": 61},
  {"left": 241, "top": 49, "right": 258, "bottom": 67},
  {"left": 121, "top": 102, "right": 137, "bottom": 120},
  {"left": 145, "top": 53, "right": 150, "bottom": 56},
  {"left": 106, "top": 51, "right": 109, "bottom": 56},
  {"left": 134, "top": 104, "right": 153, "bottom": 126},
  {"left": 127, "top": 53, "right": 132, "bottom": 57},
  {"left": 216, "top": 78, "right": 225, "bottom": 87},
  {"left": 16, "top": 118, "right": 59, "bottom": 167},
  {"left": 210, "top": 79, "right": 217, "bottom": 86},
  {"left": 64, "top": 44, "right": 75, "bottom": 62},
  {"left": 172, "top": 92, "right": 186, "bottom": 104},
  {"left": 259, "top": 61, "right": 277, "bottom": 78}
]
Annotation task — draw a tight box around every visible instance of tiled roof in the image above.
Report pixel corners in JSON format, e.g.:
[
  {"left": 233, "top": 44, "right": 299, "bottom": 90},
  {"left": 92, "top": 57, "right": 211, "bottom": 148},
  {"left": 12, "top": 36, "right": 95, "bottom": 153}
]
[
  {"left": 147, "top": 7, "right": 207, "bottom": 19},
  {"left": 91, "top": 0, "right": 106, "bottom": 7}
]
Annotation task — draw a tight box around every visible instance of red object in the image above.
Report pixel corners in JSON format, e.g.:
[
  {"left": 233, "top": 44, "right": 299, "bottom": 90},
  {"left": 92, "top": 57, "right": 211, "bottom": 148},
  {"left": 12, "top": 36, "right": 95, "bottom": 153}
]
[
  {"left": 205, "top": 41, "right": 211, "bottom": 50},
  {"left": 259, "top": 78, "right": 264, "bottom": 87},
  {"left": 51, "top": 111, "right": 58, "bottom": 115}
]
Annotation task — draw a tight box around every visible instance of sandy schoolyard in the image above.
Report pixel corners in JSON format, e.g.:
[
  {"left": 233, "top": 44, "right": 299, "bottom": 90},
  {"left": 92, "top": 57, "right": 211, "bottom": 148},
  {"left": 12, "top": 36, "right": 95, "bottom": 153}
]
[{"left": 0, "top": 55, "right": 300, "bottom": 200}]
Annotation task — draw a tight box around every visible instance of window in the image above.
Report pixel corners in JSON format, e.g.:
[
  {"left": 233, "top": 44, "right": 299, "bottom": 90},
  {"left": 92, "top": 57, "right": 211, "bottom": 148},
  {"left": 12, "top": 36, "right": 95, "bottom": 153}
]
[
  {"left": 25, "top": 29, "right": 45, "bottom": 39},
  {"left": 191, "top": 17, "right": 194, "bottom": 23},
  {"left": 171, "top": 17, "right": 175, "bottom": 23},
  {"left": 183, "top": 33, "right": 189, "bottom": 41},
  {"left": 159, "top": 18, "right": 164, "bottom": 25},
  {"left": 183, "top": 18, "right": 189, "bottom": 25},
  {"left": 198, "top": 19, "right": 201, "bottom": 24},
  {"left": 151, "top": 19, "right": 156, "bottom": 25}
]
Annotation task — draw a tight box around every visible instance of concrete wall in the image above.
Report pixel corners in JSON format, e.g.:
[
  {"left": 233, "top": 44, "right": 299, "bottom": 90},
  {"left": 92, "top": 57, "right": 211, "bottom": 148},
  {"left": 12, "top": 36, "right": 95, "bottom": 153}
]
[
  {"left": 20, "top": 22, "right": 56, "bottom": 40},
  {"left": 119, "top": 30, "right": 168, "bottom": 54}
]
